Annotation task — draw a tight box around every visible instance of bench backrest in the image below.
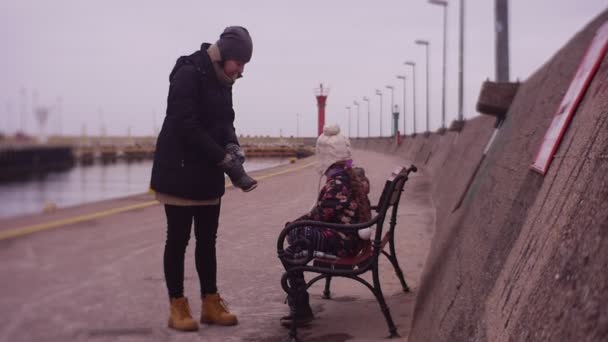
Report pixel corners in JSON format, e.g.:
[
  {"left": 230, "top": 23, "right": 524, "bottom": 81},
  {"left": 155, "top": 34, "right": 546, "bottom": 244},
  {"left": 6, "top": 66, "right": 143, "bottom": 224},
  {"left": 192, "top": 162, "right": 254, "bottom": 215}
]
[
  {"left": 372, "top": 166, "right": 411, "bottom": 241},
  {"left": 309, "top": 165, "right": 416, "bottom": 268},
  {"left": 321, "top": 165, "right": 414, "bottom": 266}
]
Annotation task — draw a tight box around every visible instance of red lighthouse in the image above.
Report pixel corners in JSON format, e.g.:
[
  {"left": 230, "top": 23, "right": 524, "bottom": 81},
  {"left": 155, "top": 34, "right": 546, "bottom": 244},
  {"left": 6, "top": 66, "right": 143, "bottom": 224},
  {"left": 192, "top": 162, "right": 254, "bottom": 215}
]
[{"left": 314, "top": 83, "right": 329, "bottom": 136}]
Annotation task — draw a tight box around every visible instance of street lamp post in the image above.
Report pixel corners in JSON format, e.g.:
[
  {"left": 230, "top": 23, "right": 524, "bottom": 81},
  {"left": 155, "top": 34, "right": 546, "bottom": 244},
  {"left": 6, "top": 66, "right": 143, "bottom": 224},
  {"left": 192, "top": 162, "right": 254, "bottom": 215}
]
[
  {"left": 458, "top": 0, "right": 465, "bottom": 121},
  {"left": 495, "top": 0, "right": 510, "bottom": 81},
  {"left": 404, "top": 61, "right": 417, "bottom": 135},
  {"left": 385, "top": 86, "right": 394, "bottom": 115},
  {"left": 375, "top": 89, "right": 383, "bottom": 137},
  {"left": 362, "top": 96, "right": 370, "bottom": 137},
  {"left": 376, "top": 89, "right": 382, "bottom": 137},
  {"left": 385, "top": 85, "right": 396, "bottom": 136},
  {"left": 415, "top": 39, "right": 430, "bottom": 134},
  {"left": 353, "top": 100, "right": 360, "bottom": 138},
  {"left": 345, "top": 106, "right": 351, "bottom": 137},
  {"left": 396, "top": 75, "right": 407, "bottom": 135},
  {"left": 296, "top": 113, "right": 300, "bottom": 138},
  {"left": 429, "top": 0, "right": 448, "bottom": 130}
]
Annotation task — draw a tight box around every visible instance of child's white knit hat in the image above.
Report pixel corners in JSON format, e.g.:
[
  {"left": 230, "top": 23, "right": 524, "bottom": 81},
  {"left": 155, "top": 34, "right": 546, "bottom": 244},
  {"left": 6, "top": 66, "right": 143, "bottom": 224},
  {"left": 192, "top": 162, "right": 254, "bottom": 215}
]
[{"left": 315, "top": 124, "right": 352, "bottom": 175}]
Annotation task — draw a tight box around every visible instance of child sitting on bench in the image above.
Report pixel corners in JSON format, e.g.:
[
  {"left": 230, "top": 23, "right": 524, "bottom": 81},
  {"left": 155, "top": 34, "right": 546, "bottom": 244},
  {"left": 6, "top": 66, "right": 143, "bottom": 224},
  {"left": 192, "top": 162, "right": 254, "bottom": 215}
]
[{"left": 280, "top": 124, "right": 372, "bottom": 327}]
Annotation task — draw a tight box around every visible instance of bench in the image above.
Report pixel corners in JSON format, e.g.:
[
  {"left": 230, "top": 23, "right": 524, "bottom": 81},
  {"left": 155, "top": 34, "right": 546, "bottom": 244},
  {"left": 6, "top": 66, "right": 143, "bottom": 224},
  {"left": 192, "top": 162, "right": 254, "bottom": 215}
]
[{"left": 277, "top": 165, "right": 418, "bottom": 341}]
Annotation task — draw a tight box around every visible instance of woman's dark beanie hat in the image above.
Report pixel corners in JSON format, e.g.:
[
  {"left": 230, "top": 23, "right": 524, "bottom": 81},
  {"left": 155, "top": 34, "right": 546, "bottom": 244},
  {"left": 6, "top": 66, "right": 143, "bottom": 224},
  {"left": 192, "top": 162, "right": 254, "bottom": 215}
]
[{"left": 216, "top": 26, "right": 253, "bottom": 63}]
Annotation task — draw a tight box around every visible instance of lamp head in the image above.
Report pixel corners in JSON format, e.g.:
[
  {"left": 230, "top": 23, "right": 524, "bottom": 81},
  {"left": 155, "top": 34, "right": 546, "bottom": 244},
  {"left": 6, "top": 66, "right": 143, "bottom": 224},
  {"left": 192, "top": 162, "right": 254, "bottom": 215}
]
[
  {"left": 429, "top": 0, "right": 448, "bottom": 6},
  {"left": 415, "top": 39, "right": 429, "bottom": 46}
]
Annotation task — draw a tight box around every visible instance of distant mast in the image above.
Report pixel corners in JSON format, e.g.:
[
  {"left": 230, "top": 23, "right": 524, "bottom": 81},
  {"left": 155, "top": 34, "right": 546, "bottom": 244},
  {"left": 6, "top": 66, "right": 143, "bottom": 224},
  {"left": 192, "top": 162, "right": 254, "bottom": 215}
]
[{"left": 314, "top": 83, "right": 329, "bottom": 136}]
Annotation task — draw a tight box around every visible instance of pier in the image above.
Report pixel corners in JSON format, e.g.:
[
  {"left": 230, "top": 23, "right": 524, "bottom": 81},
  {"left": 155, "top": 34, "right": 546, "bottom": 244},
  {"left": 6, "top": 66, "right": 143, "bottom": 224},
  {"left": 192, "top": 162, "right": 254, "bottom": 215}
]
[
  {"left": 0, "top": 136, "right": 314, "bottom": 181},
  {"left": 0, "top": 149, "right": 432, "bottom": 341}
]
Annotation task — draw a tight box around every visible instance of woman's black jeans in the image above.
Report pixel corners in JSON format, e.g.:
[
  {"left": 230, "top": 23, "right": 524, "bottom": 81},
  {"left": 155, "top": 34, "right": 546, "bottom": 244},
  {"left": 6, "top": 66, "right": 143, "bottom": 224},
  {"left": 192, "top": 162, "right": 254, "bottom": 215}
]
[{"left": 163, "top": 203, "right": 220, "bottom": 299}]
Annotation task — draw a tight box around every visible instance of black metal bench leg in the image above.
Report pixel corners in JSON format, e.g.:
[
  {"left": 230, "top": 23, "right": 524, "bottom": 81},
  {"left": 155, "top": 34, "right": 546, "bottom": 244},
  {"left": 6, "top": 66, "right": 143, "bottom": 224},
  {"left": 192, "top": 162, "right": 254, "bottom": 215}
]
[
  {"left": 372, "top": 266, "right": 399, "bottom": 338},
  {"left": 322, "top": 276, "right": 332, "bottom": 299},
  {"left": 287, "top": 286, "right": 301, "bottom": 342},
  {"left": 388, "top": 239, "right": 410, "bottom": 293},
  {"left": 388, "top": 234, "right": 410, "bottom": 293},
  {"left": 393, "top": 264, "right": 410, "bottom": 293},
  {"left": 281, "top": 270, "right": 303, "bottom": 342},
  {"left": 288, "top": 302, "right": 298, "bottom": 342}
]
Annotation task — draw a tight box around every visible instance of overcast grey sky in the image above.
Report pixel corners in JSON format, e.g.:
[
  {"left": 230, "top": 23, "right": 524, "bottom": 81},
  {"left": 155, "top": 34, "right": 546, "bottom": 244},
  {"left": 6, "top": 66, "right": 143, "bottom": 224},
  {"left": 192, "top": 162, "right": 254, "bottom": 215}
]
[{"left": 1, "top": 0, "right": 606, "bottom": 138}]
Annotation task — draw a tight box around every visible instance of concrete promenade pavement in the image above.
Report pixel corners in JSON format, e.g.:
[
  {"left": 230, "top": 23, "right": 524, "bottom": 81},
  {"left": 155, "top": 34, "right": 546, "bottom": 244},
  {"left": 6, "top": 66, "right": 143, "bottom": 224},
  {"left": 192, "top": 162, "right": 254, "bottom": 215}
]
[{"left": 0, "top": 149, "right": 435, "bottom": 342}]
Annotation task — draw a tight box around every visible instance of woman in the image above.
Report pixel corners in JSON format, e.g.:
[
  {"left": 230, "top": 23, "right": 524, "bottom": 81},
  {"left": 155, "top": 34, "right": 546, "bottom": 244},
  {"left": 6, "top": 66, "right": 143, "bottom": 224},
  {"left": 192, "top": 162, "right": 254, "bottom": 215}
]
[
  {"left": 280, "top": 125, "right": 372, "bottom": 327},
  {"left": 150, "top": 26, "right": 256, "bottom": 332}
]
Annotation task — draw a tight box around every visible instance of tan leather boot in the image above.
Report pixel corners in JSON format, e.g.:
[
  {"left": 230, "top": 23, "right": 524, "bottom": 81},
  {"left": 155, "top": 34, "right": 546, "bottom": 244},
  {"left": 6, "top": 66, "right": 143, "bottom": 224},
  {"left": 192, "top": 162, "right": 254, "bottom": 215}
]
[
  {"left": 200, "top": 293, "right": 238, "bottom": 326},
  {"left": 168, "top": 297, "right": 199, "bottom": 331}
]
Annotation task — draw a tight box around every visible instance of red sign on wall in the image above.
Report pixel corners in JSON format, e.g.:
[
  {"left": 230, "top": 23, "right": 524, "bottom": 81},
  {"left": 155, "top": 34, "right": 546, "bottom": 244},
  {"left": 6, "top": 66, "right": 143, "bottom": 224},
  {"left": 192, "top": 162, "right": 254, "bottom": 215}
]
[{"left": 531, "top": 21, "right": 608, "bottom": 175}]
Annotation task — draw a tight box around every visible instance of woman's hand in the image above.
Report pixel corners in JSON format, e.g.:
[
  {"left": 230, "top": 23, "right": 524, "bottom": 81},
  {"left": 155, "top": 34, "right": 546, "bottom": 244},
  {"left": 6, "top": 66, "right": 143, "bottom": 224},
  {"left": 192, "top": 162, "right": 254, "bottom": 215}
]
[{"left": 225, "top": 143, "right": 245, "bottom": 164}]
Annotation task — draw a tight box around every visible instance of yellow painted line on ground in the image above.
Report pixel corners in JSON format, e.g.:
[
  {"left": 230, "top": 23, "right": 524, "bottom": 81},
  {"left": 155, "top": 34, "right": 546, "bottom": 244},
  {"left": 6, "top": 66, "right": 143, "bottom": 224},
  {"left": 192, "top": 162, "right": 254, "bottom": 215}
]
[
  {"left": 0, "top": 161, "right": 316, "bottom": 241},
  {"left": 224, "top": 161, "right": 316, "bottom": 186},
  {"left": 254, "top": 161, "right": 316, "bottom": 181},
  {"left": 0, "top": 201, "right": 159, "bottom": 241}
]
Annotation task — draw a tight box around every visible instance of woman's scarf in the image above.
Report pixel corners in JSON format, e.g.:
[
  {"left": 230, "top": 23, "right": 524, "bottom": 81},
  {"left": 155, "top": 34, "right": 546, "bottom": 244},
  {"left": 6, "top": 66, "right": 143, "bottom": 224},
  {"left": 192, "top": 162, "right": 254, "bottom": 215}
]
[{"left": 207, "top": 44, "right": 236, "bottom": 88}]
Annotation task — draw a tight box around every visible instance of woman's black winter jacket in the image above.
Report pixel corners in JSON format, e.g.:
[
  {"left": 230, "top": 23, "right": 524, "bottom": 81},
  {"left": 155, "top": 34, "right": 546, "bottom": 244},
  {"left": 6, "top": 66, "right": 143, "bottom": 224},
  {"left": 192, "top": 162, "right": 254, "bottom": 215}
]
[{"left": 150, "top": 43, "right": 239, "bottom": 200}]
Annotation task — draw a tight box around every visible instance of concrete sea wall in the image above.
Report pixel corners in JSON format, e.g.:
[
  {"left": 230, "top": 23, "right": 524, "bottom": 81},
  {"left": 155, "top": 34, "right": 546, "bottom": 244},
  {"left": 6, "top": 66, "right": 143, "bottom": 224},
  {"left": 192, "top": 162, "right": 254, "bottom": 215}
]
[{"left": 352, "top": 10, "right": 608, "bottom": 342}]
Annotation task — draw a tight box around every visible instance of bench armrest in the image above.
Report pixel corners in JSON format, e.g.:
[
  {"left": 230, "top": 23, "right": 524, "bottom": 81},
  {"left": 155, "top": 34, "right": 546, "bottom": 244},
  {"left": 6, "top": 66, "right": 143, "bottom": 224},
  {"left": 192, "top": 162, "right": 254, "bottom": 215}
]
[{"left": 277, "top": 216, "right": 379, "bottom": 265}]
